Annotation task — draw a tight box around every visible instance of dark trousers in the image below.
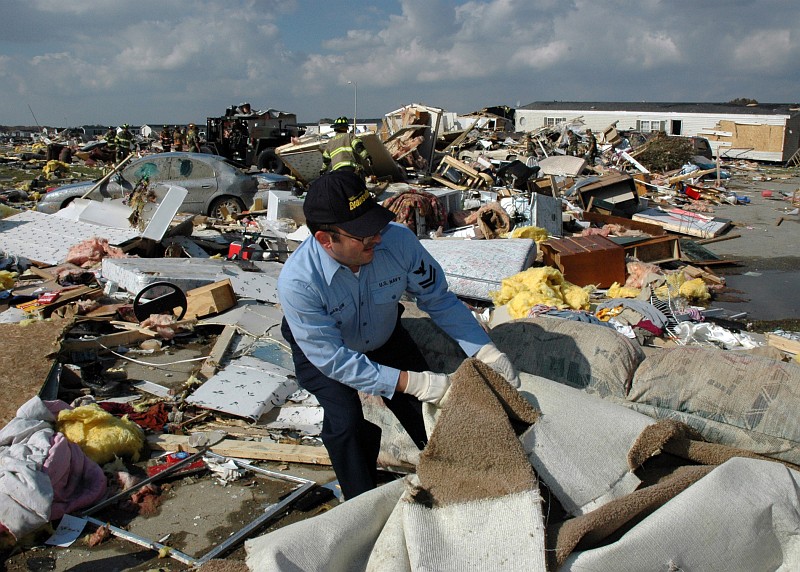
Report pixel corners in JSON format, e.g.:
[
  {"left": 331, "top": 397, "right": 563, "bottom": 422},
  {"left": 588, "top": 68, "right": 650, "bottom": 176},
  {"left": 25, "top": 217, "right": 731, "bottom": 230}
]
[{"left": 281, "top": 309, "right": 429, "bottom": 500}]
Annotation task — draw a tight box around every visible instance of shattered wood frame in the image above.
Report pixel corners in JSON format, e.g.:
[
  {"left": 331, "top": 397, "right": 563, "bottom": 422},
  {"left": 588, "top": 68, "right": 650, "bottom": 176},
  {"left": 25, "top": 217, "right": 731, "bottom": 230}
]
[{"left": 78, "top": 450, "right": 316, "bottom": 567}]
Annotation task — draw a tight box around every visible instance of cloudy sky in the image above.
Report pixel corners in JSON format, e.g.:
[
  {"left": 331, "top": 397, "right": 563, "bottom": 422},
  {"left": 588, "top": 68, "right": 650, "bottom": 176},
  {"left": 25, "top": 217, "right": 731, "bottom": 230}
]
[{"left": 1, "top": 0, "right": 798, "bottom": 128}]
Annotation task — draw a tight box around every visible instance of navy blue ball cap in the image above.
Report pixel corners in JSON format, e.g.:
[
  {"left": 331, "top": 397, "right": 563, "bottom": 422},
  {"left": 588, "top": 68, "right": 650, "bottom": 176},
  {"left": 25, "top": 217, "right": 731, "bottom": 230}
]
[{"left": 303, "top": 171, "right": 394, "bottom": 237}]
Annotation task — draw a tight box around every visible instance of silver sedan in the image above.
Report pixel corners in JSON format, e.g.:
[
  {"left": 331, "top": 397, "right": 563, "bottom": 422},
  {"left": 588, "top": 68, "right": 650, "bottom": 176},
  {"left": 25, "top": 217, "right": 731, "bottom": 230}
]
[{"left": 37, "top": 152, "right": 261, "bottom": 218}]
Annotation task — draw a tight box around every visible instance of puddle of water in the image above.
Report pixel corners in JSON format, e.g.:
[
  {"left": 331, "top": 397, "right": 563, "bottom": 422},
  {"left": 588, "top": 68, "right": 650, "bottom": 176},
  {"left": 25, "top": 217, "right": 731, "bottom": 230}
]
[{"left": 710, "top": 270, "right": 800, "bottom": 321}]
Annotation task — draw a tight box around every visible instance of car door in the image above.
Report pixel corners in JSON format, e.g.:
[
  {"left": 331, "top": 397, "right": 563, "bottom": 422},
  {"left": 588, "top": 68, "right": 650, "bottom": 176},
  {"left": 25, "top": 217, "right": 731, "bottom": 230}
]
[{"left": 167, "top": 156, "right": 218, "bottom": 213}]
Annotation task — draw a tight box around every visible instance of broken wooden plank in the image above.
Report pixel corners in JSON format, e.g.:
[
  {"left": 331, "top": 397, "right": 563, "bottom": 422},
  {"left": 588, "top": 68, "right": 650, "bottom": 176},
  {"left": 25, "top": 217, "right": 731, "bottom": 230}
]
[
  {"left": 147, "top": 433, "right": 331, "bottom": 465},
  {"left": 199, "top": 324, "right": 238, "bottom": 380},
  {"left": 39, "top": 285, "right": 103, "bottom": 318},
  {"left": 682, "top": 264, "right": 725, "bottom": 286},
  {"left": 59, "top": 329, "right": 157, "bottom": 354},
  {"left": 26, "top": 266, "right": 58, "bottom": 281},
  {"left": 764, "top": 333, "right": 800, "bottom": 355},
  {"left": 665, "top": 167, "right": 718, "bottom": 185},
  {"left": 695, "top": 233, "right": 741, "bottom": 245}
]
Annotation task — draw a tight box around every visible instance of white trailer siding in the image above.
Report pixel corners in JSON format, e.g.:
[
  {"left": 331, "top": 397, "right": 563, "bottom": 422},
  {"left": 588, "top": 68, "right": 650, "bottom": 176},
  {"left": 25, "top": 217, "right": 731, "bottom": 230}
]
[{"left": 515, "top": 108, "right": 792, "bottom": 162}]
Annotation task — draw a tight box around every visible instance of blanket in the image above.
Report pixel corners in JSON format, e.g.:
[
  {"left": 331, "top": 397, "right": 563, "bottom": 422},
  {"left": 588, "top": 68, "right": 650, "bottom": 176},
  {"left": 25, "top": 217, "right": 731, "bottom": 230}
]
[
  {"left": 382, "top": 189, "right": 447, "bottom": 235},
  {"left": 0, "top": 397, "right": 107, "bottom": 540}
]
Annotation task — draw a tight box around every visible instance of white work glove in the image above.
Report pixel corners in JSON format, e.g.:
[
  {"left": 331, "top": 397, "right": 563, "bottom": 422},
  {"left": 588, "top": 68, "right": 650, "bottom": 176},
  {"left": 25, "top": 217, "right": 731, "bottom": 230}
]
[
  {"left": 475, "top": 342, "right": 521, "bottom": 388},
  {"left": 404, "top": 371, "right": 451, "bottom": 405}
]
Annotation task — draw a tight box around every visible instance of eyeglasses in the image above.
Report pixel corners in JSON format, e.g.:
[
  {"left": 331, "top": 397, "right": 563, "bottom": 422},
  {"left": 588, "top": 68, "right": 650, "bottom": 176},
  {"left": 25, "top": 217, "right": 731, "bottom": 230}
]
[{"left": 327, "top": 228, "right": 381, "bottom": 246}]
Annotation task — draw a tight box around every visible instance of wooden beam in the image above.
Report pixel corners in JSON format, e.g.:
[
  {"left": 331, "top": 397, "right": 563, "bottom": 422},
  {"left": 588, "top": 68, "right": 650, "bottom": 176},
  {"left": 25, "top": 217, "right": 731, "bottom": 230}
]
[
  {"left": 147, "top": 434, "right": 331, "bottom": 465},
  {"left": 695, "top": 233, "right": 741, "bottom": 245},
  {"left": 665, "top": 167, "right": 718, "bottom": 185},
  {"left": 765, "top": 333, "right": 800, "bottom": 355},
  {"left": 199, "top": 324, "right": 237, "bottom": 380},
  {"left": 59, "top": 329, "right": 156, "bottom": 354}
]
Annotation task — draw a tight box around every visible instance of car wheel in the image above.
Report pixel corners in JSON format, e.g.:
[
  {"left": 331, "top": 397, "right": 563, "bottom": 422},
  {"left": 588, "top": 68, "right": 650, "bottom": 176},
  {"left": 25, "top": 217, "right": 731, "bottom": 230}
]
[
  {"left": 257, "top": 149, "right": 286, "bottom": 174},
  {"left": 209, "top": 196, "right": 245, "bottom": 219}
]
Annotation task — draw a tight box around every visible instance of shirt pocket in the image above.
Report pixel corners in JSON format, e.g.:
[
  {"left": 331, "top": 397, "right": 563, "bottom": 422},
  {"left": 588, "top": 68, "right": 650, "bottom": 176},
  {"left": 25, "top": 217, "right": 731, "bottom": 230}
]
[{"left": 371, "top": 277, "right": 405, "bottom": 306}]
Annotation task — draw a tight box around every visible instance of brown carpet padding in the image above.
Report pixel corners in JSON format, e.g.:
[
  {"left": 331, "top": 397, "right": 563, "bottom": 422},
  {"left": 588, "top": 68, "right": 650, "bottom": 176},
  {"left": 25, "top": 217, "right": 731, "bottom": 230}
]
[
  {"left": 548, "top": 417, "right": 800, "bottom": 570},
  {"left": 546, "top": 465, "right": 713, "bottom": 570},
  {"left": 628, "top": 418, "right": 799, "bottom": 471},
  {"left": 413, "top": 358, "right": 540, "bottom": 507}
]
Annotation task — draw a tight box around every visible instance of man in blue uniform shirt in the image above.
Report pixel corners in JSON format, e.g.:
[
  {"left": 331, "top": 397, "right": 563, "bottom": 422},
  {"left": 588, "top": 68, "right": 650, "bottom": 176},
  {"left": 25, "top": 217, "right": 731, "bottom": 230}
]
[{"left": 278, "top": 170, "right": 520, "bottom": 500}]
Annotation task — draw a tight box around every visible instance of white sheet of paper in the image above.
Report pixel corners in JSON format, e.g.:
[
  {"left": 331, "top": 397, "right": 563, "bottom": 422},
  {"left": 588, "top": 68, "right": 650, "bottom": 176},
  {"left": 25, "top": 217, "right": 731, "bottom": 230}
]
[{"left": 45, "top": 514, "right": 87, "bottom": 547}]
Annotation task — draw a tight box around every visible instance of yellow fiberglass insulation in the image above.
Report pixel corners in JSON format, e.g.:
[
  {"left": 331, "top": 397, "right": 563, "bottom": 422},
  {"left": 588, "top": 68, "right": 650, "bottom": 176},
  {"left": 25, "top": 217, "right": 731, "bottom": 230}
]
[
  {"left": 43, "top": 160, "right": 70, "bottom": 176},
  {"left": 506, "top": 225, "right": 550, "bottom": 242},
  {"left": 654, "top": 271, "right": 685, "bottom": 300},
  {"left": 0, "top": 270, "right": 17, "bottom": 290},
  {"left": 491, "top": 266, "right": 592, "bottom": 319},
  {"left": 607, "top": 282, "right": 641, "bottom": 299},
  {"left": 679, "top": 277, "right": 711, "bottom": 302},
  {"left": 57, "top": 404, "right": 144, "bottom": 464}
]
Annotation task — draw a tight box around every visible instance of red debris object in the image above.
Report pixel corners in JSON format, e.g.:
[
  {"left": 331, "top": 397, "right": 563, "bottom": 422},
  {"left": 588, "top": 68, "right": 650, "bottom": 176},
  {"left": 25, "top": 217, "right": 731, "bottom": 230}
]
[
  {"left": 146, "top": 452, "right": 207, "bottom": 478},
  {"left": 684, "top": 186, "right": 701, "bottom": 200},
  {"left": 37, "top": 291, "right": 61, "bottom": 304},
  {"left": 99, "top": 402, "right": 170, "bottom": 432}
]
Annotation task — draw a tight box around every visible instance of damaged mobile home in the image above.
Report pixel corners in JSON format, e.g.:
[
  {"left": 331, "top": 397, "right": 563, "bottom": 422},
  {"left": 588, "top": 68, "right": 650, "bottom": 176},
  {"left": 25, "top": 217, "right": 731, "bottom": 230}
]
[
  {"left": 0, "top": 99, "right": 799, "bottom": 570},
  {"left": 516, "top": 100, "right": 800, "bottom": 163}
]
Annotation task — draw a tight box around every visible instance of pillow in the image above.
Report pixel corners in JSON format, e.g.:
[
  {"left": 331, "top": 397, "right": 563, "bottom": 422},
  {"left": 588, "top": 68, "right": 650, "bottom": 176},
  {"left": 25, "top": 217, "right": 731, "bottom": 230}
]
[{"left": 490, "top": 317, "right": 646, "bottom": 399}]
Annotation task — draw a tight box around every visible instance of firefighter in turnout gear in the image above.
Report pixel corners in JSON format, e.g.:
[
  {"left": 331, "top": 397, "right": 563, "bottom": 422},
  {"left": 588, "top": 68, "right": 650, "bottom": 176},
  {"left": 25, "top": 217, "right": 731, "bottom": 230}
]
[
  {"left": 186, "top": 123, "right": 201, "bottom": 153},
  {"left": 173, "top": 126, "right": 185, "bottom": 151},
  {"left": 115, "top": 124, "right": 134, "bottom": 162},
  {"left": 585, "top": 128, "right": 599, "bottom": 164},
  {"left": 160, "top": 126, "right": 173, "bottom": 152},
  {"left": 321, "top": 117, "right": 371, "bottom": 176},
  {"left": 103, "top": 126, "right": 117, "bottom": 158}
]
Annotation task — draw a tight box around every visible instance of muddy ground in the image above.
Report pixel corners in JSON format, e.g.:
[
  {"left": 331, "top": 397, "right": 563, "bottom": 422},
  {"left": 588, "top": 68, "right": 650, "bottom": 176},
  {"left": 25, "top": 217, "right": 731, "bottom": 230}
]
[
  {"left": 695, "top": 167, "right": 799, "bottom": 332},
  {"left": 2, "top": 461, "right": 339, "bottom": 572}
]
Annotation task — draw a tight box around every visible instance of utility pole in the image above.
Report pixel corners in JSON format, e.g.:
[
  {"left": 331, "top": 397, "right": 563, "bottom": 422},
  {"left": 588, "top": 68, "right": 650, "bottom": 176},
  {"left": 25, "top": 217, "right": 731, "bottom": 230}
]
[{"left": 347, "top": 81, "right": 357, "bottom": 132}]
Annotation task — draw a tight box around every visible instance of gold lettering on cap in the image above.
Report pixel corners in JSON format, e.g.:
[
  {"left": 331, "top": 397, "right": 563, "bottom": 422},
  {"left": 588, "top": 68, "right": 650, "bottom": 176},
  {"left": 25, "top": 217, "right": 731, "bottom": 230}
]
[{"left": 348, "top": 189, "right": 370, "bottom": 211}]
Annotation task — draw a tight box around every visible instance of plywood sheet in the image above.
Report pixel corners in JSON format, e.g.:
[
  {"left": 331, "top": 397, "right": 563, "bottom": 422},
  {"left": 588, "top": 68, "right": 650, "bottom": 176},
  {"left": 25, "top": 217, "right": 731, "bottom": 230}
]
[
  {"left": 537, "top": 155, "right": 587, "bottom": 176},
  {"left": 714, "top": 120, "right": 784, "bottom": 153},
  {"left": 0, "top": 317, "right": 73, "bottom": 426}
]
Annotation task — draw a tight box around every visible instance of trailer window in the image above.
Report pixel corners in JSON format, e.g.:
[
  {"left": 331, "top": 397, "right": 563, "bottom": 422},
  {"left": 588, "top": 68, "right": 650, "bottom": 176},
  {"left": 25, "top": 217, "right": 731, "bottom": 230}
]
[
  {"left": 637, "top": 120, "right": 666, "bottom": 132},
  {"left": 544, "top": 117, "right": 567, "bottom": 127}
]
